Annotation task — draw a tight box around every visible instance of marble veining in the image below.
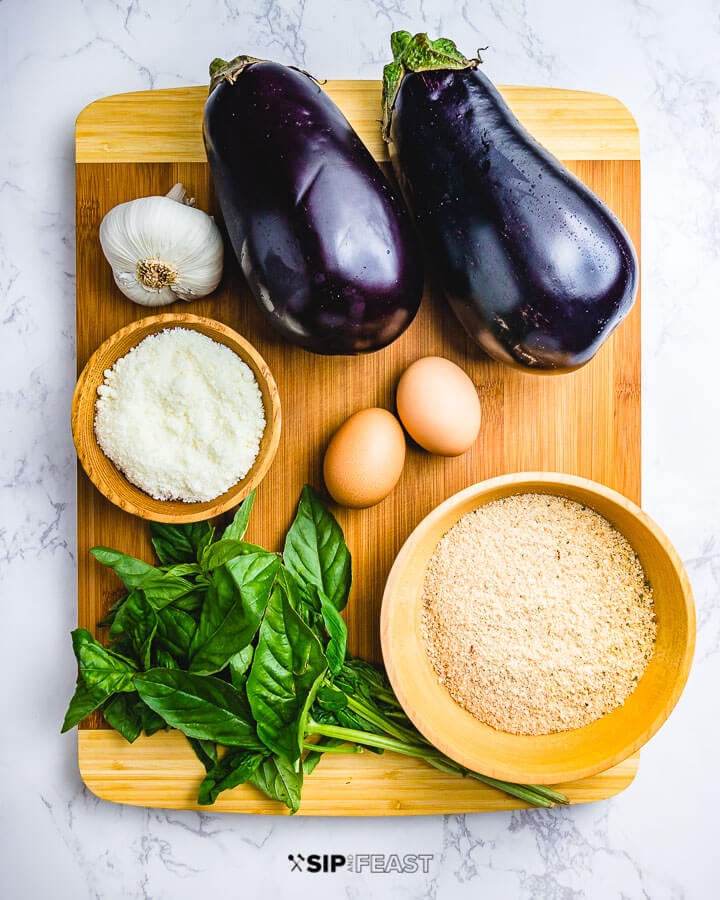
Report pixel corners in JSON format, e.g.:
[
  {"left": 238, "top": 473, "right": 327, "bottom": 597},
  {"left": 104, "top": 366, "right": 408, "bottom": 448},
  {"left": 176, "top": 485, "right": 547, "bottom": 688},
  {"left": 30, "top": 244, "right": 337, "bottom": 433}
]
[{"left": 1, "top": 0, "right": 718, "bottom": 897}]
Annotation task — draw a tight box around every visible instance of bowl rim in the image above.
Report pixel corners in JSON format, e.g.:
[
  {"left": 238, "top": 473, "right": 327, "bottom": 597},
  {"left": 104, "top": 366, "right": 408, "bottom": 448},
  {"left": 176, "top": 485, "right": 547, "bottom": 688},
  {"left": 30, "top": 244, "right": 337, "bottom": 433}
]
[
  {"left": 380, "top": 471, "right": 696, "bottom": 784},
  {"left": 71, "top": 312, "right": 282, "bottom": 523}
]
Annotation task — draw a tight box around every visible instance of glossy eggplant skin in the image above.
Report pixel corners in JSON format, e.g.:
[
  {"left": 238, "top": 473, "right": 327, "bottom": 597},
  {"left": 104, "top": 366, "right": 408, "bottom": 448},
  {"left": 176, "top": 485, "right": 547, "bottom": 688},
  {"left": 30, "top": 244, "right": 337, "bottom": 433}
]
[
  {"left": 204, "top": 60, "right": 423, "bottom": 355},
  {"left": 388, "top": 67, "right": 638, "bottom": 371}
]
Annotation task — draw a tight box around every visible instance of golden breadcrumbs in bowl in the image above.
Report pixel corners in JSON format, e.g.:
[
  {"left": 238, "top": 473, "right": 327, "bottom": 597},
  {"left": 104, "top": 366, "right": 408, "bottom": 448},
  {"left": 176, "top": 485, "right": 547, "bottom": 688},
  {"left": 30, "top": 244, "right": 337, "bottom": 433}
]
[{"left": 380, "top": 472, "right": 695, "bottom": 785}]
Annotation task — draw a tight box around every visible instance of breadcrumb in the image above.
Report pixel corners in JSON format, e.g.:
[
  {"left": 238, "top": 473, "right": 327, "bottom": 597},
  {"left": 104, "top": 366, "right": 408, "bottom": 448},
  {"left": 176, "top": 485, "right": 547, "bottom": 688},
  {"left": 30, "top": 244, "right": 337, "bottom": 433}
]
[{"left": 421, "top": 493, "right": 656, "bottom": 735}]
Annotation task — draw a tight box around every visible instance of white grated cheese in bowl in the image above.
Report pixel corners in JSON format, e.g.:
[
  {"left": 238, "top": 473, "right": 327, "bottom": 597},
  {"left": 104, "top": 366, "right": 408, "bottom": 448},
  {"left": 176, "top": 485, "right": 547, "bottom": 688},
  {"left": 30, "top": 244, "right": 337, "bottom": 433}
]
[{"left": 94, "top": 327, "right": 266, "bottom": 502}]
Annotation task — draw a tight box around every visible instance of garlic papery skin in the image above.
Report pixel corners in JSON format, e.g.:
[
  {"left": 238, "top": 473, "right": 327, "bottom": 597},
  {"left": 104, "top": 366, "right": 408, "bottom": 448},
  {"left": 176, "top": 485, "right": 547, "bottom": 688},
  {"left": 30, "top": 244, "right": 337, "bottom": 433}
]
[{"left": 99, "top": 184, "right": 224, "bottom": 306}]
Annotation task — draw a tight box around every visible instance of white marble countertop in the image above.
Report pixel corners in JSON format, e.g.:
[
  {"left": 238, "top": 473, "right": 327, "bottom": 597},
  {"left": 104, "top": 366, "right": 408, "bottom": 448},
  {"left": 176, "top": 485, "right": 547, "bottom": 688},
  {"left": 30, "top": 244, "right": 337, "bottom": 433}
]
[{"left": 2, "top": 0, "right": 718, "bottom": 897}]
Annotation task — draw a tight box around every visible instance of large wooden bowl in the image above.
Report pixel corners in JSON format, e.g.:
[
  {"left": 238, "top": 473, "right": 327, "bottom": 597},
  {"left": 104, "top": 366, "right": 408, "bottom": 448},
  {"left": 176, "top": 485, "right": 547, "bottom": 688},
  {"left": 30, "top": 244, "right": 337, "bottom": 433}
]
[
  {"left": 381, "top": 472, "right": 695, "bottom": 785},
  {"left": 72, "top": 313, "right": 281, "bottom": 523}
]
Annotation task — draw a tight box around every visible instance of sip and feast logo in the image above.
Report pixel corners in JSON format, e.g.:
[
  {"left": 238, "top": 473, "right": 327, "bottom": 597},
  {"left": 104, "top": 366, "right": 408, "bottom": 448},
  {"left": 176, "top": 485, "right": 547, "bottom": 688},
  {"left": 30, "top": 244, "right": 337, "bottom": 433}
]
[{"left": 288, "top": 853, "right": 433, "bottom": 874}]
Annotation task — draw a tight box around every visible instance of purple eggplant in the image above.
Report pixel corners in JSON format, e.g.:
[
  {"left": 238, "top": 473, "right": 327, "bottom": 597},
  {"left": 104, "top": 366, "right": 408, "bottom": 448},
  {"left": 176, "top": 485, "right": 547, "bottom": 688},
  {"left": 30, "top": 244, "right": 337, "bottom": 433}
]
[
  {"left": 203, "top": 56, "right": 423, "bottom": 355},
  {"left": 382, "top": 32, "right": 638, "bottom": 371}
]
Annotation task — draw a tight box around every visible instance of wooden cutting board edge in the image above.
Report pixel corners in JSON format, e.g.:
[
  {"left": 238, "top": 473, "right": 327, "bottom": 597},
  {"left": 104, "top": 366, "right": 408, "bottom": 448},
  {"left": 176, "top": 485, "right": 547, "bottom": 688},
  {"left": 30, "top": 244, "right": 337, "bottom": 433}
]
[
  {"left": 74, "top": 82, "right": 642, "bottom": 816},
  {"left": 77, "top": 730, "right": 640, "bottom": 815},
  {"left": 75, "top": 82, "right": 641, "bottom": 163}
]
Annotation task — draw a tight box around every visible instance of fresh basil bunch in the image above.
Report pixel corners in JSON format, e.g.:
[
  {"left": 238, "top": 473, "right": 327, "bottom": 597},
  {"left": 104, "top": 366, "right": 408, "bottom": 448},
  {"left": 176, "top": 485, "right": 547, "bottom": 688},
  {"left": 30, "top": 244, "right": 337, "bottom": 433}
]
[{"left": 62, "top": 486, "right": 567, "bottom": 812}]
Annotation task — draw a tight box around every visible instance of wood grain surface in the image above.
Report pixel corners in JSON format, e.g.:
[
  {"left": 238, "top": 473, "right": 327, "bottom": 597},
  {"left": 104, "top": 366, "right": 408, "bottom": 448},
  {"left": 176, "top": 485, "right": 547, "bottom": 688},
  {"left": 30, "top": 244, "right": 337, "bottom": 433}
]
[
  {"left": 79, "top": 729, "right": 640, "bottom": 815},
  {"left": 76, "top": 83, "right": 641, "bottom": 163},
  {"left": 75, "top": 83, "right": 641, "bottom": 814}
]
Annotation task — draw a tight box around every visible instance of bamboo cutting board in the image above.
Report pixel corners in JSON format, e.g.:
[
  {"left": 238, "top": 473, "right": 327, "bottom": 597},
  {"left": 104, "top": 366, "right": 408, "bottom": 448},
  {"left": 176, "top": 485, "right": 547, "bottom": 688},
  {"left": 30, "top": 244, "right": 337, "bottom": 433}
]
[{"left": 75, "top": 82, "right": 641, "bottom": 814}]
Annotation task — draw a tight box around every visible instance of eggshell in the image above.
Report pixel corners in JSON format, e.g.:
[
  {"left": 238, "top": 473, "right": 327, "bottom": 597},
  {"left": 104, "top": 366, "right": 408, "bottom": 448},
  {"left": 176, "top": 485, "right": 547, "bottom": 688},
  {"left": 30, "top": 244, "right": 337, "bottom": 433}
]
[
  {"left": 323, "top": 408, "right": 406, "bottom": 508},
  {"left": 396, "top": 356, "right": 481, "bottom": 456}
]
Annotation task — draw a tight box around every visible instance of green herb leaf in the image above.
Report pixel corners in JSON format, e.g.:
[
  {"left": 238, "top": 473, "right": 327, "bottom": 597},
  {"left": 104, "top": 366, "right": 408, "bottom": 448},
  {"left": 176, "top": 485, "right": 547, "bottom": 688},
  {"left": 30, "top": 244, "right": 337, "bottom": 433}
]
[
  {"left": 140, "top": 574, "right": 196, "bottom": 611},
  {"left": 248, "top": 753, "right": 303, "bottom": 813},
  {"left": 200, "top": 538, "right": 268, "bottom": 572},
  {"left": 155, "top": 606, "right": 197, "bottom": 666},
  {"left": 186, "top": 736, "right": 219, "bottom": 773},
  {"left": 139, "top": 701, "right": 167, "bottom": 736},
  {"left": 276, "top": 565, "right": 320, "bottom": 622},
  {"left": 314, "top": 684, "right": 349, "bottom": 713},
  {"left": 319, "top": 593, "right": 347, "bottom": 675},
  {"left": 228, "top": 646, "right": 254, "bottom": 689},
  {"left": 102, "top": 692, "right": 143, "bottom": 743},
  {"left": 91, "top": 548, "right": 195, "bottom": 610},
  {"left": 246, "top": 584, "right": 327, "bottom": 763},
  {"left": 149, "top": 522, "right": 214, "bottom": 566},
  {"left": 61, "top": 677, "right": 107, "bottom": 732},
  {"left": 110, "top": 590, "right": 157, "bottom": 669},
  {"left": 169, "top": 590, "right": 205, "bottom": 616},
  {"left": 154, "top": 647, "right": 179, "bottom": 669},
  {"left": 97, "top": 592, "right": 129, "bottom": 629},
  {"left": 160, "top": 563, "right": 202, "bottom": 578},
  {"left": 198, "top": 747, "right": 267, "bottom": 805},
  {"left": 189, "top": 552, "right": 280, "bottom": 675},
  {"left": 90, "top": 548, "right": 157, "bottom": 587},
  {"left": 221, "top": 490, "right": 256, "bottom": 542},
  {"left": 134, "top": 669, "right": 263, "bottom": 748},
  {"left": 283, "top": 485, "right": 351, "bottom": 611},
  {"left": 72, "top": 628, "right": 137, "bottom": 695}
]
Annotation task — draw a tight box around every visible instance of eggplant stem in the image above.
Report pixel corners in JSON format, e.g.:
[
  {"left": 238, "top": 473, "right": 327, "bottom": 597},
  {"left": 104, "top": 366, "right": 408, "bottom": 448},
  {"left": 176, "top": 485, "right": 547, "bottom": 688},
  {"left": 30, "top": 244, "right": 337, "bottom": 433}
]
[
  {"left": 208, "top": 54, "right": 265, "bottom": 93},
  {"left": 382, "top": 31, "right": 480, "bottom": 141}
]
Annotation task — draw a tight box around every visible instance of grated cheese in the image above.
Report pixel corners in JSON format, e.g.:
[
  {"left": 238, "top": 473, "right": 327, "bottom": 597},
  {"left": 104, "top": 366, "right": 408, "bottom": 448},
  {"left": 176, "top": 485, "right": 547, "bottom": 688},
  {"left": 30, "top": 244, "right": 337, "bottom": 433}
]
[
  {"left": 421, "top": 493, "right": 657, "bottom": 735},
  {"left": 94, "top": 328, "right": 266, "bottom": 502}
]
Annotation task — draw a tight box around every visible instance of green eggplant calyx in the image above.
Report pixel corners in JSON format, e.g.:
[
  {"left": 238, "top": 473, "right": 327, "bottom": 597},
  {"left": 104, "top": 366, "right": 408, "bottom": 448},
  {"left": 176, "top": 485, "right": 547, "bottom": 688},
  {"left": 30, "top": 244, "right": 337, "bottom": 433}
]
[
  {"left": 208, "top": 54, "right": 265, "bottom": 95},
  {"left": 208, "top": 56, "right": 323, "bottom": 96},
  {"left": 381, "top": 31, "right": 480, "bottom": 141}
]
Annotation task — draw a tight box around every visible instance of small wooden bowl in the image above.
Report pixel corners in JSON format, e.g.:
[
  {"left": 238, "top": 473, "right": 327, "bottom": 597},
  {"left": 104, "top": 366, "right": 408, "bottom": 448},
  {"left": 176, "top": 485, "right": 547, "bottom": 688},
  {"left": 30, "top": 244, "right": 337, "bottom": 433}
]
[
  {"left": 72, "top": 313, "right": 281, "bottom": 524},
  {"left": 381, "top": 472, "right": 695, "bottom": 785}
]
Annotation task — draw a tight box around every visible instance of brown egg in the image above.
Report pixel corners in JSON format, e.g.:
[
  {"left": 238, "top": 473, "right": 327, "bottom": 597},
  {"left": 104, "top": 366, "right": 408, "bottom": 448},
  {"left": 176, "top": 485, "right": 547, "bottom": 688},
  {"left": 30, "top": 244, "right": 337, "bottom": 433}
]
[
  {"left": 396, "top": 356, "right": 481, "bottom": 456},
  {"left": 323, "top": 408, "right": 406, "bottom": 508}
]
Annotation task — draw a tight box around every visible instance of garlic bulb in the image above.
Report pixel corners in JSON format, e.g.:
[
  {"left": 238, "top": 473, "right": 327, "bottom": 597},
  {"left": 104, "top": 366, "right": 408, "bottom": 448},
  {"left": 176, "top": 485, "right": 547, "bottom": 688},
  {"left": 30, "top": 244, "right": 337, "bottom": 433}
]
[{"left": 99, "top": 184, "right": 224, "bottom": 306}]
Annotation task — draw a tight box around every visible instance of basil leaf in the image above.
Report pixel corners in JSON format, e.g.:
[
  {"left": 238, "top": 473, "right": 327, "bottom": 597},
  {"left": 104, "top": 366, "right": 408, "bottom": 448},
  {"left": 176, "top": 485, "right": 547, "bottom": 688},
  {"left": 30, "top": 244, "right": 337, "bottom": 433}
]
[
  {"left": 169, "top": 590, "right": 205, "bottom": 616},
  {"left": 319, "top": 592, "right": 348, "bottom": 675},
  {"left": 277, "top": 566, "right": 319, "bottom": 616},
  {"left": 72, "top": 628, "right": 137, "bottom": 695},
  {"left": 200, "top": 539, "right": 267, "bottom": 572},
  {"left": 110, "top": 591, "right": 157, "bottom": 669},
  {"left": 140, "top": 701, "right": 167, "bottom": 736},
  {"left": 91, "top": 548, "right": 194, "bottom": 610},
  {"left": 149, "top": 522, "right": 214, "bottom": 565},
  {"left": 314, "top": 684, "right": 348, "bottom": 713},
  {"left": 61, "top": 677, "right": 107, "bottom": 732},
  {"left": 155, "top": 606, "right": 197, "bottom": 665},
  {"left": 188, "top": 553, "right": 280, "bottom": 675},
  {"left": 134, "top": 669, "right": 263, "bottom": 748},
  {"left": 198, "top": 747, "right": 267, "bottom": 806},
  {"left": 155, "top": 647, "right": 179, "bottom": 669},
  {"left": 283, "top": 485, "right": 351, "bottom": 611},
  {"left": 228, "top": 646, "right": 254, "bottom": 689},
  {"left": 140, "top": 575, "right": 196, "bottom": 611},
  {"left": 97, "top": 592, "right": 129, "bottom": 629},
  {"left": 221, "top": 490, "right": 256, "bottom": 542},
  {"left": 246, "top": 584, "right": 327, "bottom": 763},
  {"left": 160, "top": 563, "right": 202, "bottom": 578},
  {"left": 248, "top": 754, "right": 303, "bottom": 813},
  {"left": 186, "top": 736, "right": 218, "bottom": 773},
  {"left": 90, "top": 548, "right": 157, "bottom": 587},
  {"left": 102, "top": 692, "right": 143, "bottom": 743}
]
